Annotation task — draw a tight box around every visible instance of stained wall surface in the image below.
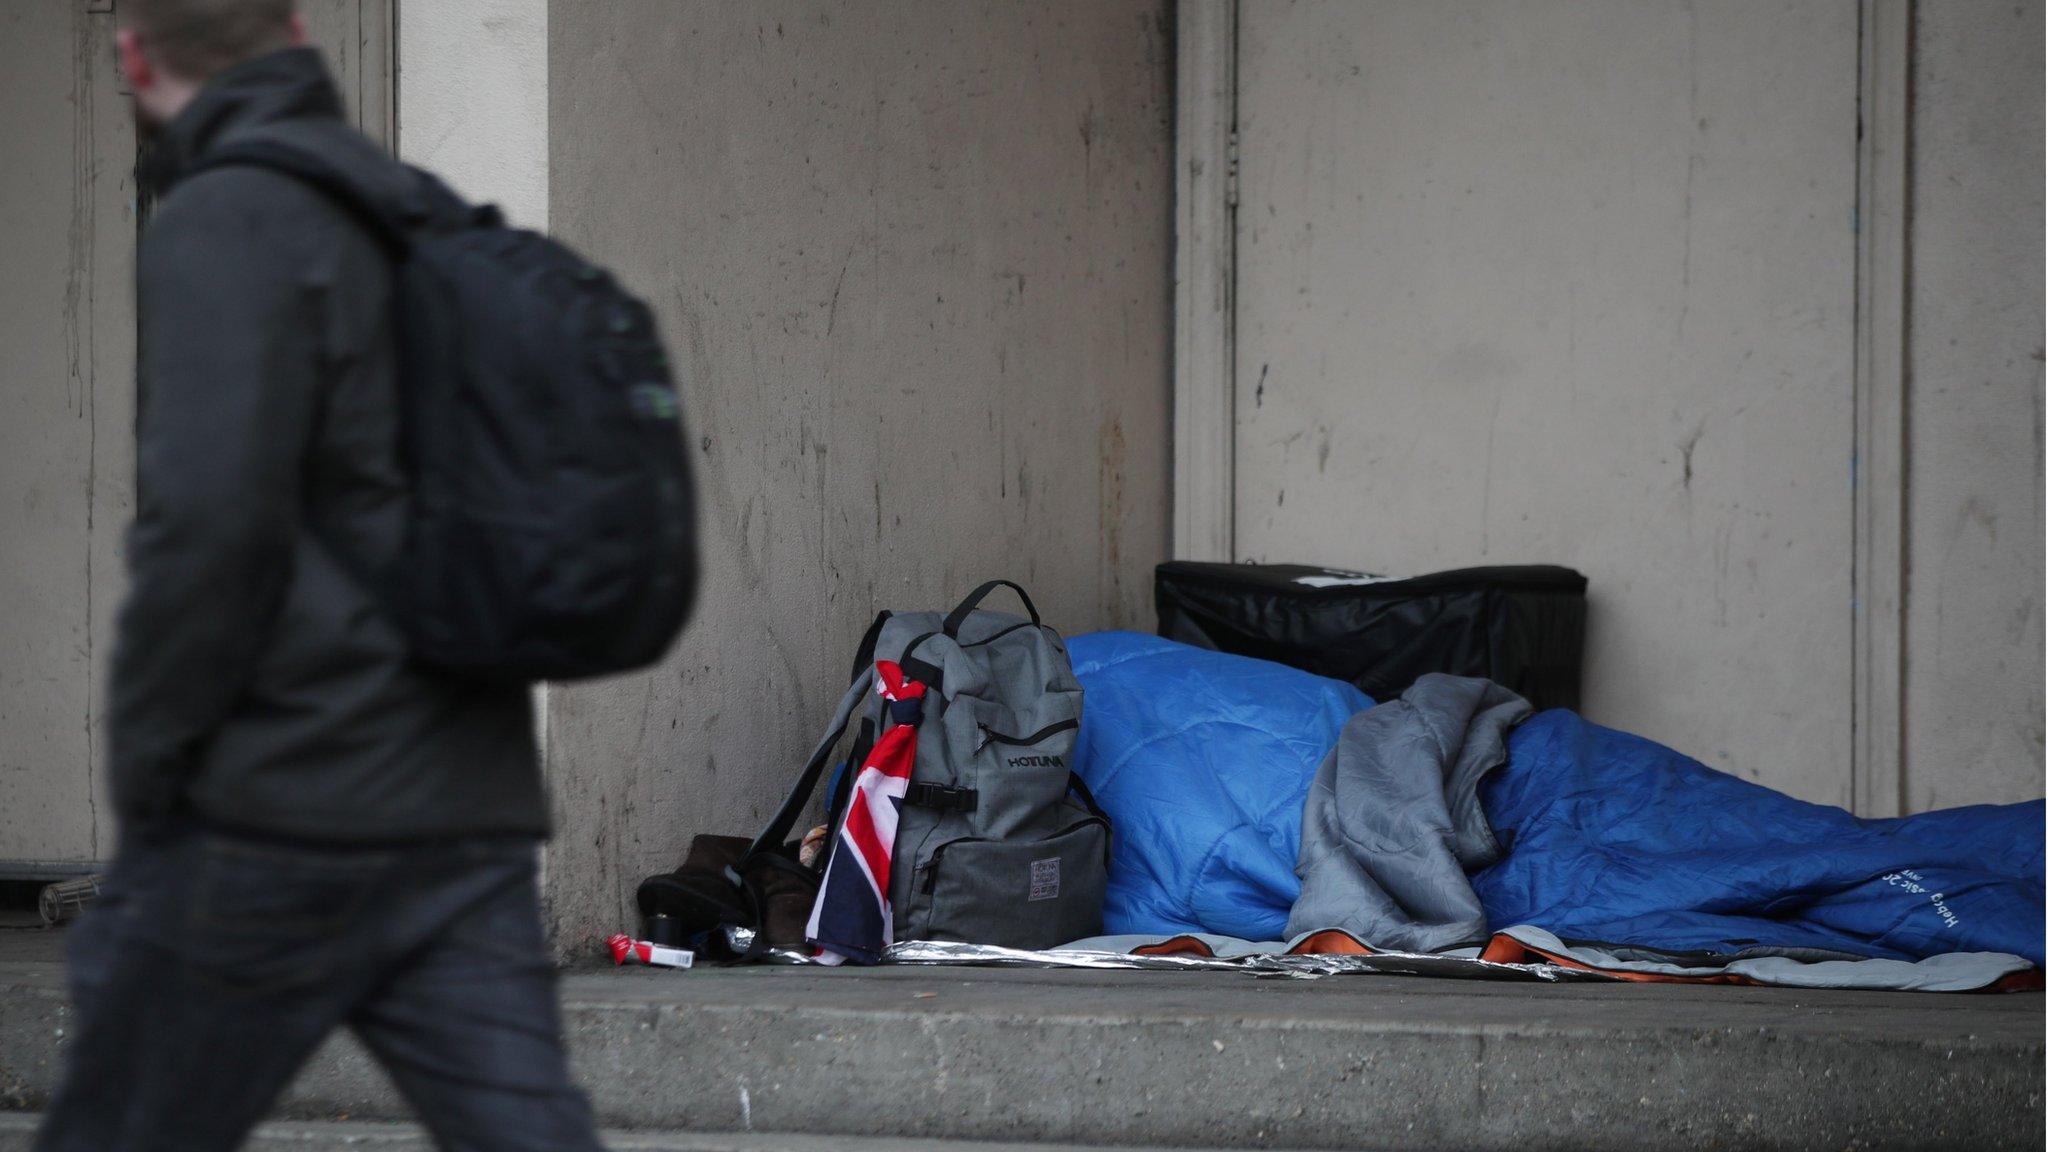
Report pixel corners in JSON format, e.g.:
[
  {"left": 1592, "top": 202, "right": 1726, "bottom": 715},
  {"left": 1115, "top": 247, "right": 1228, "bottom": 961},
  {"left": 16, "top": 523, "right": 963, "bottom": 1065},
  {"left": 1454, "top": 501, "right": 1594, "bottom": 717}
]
[
  {"left": 1901, "top": 0, "right": 2045, "bottom": 810},
  {"left": 544, "top": 2, "right": 1175, "bottom": 947},
  {"left": 1232, "top": 0, "right": 1862, "bottom": 805},
  {"left": 1228, "top": 0, "right": 2044, "bottom": 811}
]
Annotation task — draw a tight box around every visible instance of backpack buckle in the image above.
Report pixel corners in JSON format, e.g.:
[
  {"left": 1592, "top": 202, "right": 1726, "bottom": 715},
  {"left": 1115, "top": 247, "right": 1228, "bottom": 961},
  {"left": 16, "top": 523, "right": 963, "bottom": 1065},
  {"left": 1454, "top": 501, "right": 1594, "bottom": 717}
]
[{"left": 905, "top": 783, "right": 978, "bottom": 813}]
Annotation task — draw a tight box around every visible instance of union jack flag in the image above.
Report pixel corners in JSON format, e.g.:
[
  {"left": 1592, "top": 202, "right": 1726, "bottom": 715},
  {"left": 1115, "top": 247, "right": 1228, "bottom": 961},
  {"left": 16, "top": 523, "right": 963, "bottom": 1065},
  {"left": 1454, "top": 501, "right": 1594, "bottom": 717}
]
[{"left": 806, "top": 660, "right": 927, "bottom": 964}]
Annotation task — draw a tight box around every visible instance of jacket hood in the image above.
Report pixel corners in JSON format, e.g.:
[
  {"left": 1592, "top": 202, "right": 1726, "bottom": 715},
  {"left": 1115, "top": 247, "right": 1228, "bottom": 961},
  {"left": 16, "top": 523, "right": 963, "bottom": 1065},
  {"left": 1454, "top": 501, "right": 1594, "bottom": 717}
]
[{"left": 140, "top": 47, "right": 344, "bottom": 199}]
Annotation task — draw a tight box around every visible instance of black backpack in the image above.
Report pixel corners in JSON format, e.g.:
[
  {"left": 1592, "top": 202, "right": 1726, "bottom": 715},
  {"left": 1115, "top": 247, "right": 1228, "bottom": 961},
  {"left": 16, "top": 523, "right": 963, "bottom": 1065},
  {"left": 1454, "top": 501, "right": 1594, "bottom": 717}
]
[{"left": 196, "top": 124, "right": 698, "bottom": 682}]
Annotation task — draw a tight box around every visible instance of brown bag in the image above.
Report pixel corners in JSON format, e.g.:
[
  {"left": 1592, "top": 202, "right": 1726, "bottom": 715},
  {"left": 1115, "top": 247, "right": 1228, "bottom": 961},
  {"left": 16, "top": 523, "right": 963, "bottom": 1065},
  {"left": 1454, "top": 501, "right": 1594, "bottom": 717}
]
[{"left": 635, "top": 834, "right": 820, "bottom": 958}]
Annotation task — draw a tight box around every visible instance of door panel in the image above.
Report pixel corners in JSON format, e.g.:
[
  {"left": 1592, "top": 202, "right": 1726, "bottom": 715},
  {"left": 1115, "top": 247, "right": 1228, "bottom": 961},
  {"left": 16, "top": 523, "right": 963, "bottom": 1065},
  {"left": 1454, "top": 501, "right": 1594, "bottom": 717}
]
[
  {"left": 0, "top": 1, "right": 389, "bottom": 873},
  {"left": 1233, "top": 0, "right": 1858, "bottom": 803},
  {"left": 301, "top": 0, "right": 394, "bottom": 145},
  {"left": 0, "top": 1, "right": 135, "bottom": 869}
]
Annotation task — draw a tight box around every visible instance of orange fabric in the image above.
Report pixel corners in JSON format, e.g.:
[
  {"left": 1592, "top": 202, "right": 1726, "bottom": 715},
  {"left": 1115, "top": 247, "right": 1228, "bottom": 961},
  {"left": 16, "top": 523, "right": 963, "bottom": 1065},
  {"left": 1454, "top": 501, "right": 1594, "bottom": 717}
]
[
  {"left": 1130, "top": 935, "right": 1217, "bottom": 958},
  {"left": 1130, "top": 930, "right": 2036, "bottom": 992},
  {"left": 1478, "top": 934, "right": 1536, "bottom": 965},
  {"left": 1988, "top": 969, "right": 2045, "bottom": 993},
  {"left": 1486, "top": 932, "right": 2041, "bottom": 991},
  {"left": 1287, "top": 930, "right": 1376, "bottom": 956},
  {"left": 1481, "top": 933, "right": 1760, "bottom": 985}
]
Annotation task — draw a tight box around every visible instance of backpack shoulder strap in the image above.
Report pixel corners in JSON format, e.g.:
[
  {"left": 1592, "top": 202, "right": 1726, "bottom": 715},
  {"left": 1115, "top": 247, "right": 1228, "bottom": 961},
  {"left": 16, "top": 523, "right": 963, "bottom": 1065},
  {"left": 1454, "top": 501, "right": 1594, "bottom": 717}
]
[
  {"left": 742, "top": 664, "right": 876, "bottom": 865},
  {"left": 747, "top": 610, "right": 895, "bottom": 864},
  {"left": 187, "top": 125, "right": 463, "bottom": 252}
]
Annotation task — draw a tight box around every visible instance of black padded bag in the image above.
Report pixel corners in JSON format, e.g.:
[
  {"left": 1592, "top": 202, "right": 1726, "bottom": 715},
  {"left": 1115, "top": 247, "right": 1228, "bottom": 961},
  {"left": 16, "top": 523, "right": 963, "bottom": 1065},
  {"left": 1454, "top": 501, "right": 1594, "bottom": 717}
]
[
  {"left": 1156, "top": 562, "right": 1588, "bottom": 710},
  {"left": 197, "top": 126, "right": 698, "bottom": 682}
]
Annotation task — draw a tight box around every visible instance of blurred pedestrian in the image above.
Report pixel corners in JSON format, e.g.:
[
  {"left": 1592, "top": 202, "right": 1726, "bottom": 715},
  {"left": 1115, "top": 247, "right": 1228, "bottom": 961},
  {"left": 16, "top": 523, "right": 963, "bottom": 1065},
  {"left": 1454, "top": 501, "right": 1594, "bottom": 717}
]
[{"left": 34, "top": 3, "right": 609, "bottom": 1149}]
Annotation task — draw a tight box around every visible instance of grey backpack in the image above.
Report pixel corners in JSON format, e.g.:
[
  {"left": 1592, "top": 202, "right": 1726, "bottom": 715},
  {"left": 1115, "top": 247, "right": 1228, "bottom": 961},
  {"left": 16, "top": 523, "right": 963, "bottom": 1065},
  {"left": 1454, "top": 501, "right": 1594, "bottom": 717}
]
[{"left": 746, "top": 581, "right": 1109, "bottom": 952}]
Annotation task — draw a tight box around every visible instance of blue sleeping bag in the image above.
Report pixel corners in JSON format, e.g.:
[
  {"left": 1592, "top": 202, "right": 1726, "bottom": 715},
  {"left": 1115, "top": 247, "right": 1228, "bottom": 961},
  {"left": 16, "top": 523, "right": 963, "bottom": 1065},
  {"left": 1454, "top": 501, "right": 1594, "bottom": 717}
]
[
  {"left": 1067, "top": 631, "right": 1368, "bottom": 939},
  {"left": 1475, "top": 712, "right": 2046, "bottom": 964},
  {"left": 1069, "top": 631, "right": 2046, "bottom": 964}
]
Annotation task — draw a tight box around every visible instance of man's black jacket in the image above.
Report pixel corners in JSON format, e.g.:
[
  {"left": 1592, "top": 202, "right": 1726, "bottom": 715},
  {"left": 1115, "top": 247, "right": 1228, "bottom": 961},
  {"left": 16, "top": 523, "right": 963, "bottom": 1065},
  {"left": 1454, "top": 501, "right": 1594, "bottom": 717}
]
[{"left": 111, "top": 48, "right": 545, "bottom": 842}]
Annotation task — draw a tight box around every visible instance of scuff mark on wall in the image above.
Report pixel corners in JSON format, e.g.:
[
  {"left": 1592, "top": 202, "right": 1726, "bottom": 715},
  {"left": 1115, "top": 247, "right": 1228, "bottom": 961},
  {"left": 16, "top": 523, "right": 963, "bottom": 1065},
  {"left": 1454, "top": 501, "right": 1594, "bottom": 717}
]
[
  {"left": 1679, "top": 424, "right": 1704, "bottom": 492},
  {"left": 1099, "top": 416, "right": 1127, "bottom": 625}
]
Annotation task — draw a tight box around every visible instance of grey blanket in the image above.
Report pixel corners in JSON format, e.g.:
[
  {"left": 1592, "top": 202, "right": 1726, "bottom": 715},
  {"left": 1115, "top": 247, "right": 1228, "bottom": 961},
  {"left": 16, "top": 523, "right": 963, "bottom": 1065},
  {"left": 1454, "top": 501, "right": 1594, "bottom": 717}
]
[{"left": 1285, "top": 674, "right": 1533, "bottom": 951}]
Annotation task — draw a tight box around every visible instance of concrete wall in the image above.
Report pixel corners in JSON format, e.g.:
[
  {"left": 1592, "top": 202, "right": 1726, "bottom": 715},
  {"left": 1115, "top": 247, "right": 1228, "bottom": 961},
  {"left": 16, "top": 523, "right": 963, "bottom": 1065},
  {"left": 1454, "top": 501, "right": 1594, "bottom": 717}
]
[
  {"left": 0, "top": 2, "right": 135, "bottom": 872},
  {"left": 396, "top": 0, "right": 547, "bottom": 230},
  {"left": 1901, "top": 0, "right": 2046, "bottom": 809},
  {"left": 542, "top": 1, "right": 1175, "bottom": 948},
  {"left": 1225, "top": 0, "right": 2044, "bottom": 810},
  {"left": 1, "top": 0, "right": 2029, "bottom": 932},
  {"left": 1231, "top": 0, "right": 1863, "bottom": 804}
]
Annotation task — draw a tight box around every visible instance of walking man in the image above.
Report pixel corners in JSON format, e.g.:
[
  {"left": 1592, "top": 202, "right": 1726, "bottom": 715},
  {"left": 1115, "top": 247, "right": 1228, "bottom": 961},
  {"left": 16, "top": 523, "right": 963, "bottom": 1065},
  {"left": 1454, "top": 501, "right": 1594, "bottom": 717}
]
[{"left": 37, "top": 3, "right": 617, "bottom": 1148}]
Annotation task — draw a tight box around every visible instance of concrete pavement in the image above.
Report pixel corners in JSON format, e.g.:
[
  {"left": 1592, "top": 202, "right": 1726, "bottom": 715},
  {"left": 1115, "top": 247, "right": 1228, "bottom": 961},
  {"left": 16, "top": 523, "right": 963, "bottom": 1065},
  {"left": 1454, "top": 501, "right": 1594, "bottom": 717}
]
[
  {"left": 0, "top": 1113, "right": 1272, "bottom": 1152},
  {"left": 1, "top": 931, "right": 2041, "bottom": 1150}
]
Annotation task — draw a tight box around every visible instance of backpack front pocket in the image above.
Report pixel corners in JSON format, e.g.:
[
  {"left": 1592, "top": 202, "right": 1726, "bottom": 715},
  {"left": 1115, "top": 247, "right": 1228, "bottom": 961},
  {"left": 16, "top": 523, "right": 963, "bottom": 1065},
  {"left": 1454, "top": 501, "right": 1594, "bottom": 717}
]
[
  {"left": 915, "top": 816, "right": 1107, "bottom": 950},
  {"left": 962, "top": 714, "right": 1080, "bottom": 839}
]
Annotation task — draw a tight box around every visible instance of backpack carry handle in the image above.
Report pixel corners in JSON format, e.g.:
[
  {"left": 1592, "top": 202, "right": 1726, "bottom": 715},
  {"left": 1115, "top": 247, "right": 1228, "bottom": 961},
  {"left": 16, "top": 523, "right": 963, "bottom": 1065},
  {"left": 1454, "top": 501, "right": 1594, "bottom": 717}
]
[{"left": 942, "top": 579, "right": 1041, "bottom": 638}]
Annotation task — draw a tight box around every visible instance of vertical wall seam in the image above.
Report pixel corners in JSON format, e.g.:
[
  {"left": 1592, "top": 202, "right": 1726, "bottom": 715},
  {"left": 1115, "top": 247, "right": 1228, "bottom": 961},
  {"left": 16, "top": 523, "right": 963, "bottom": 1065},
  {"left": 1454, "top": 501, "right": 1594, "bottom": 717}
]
[
  {"left": 390, "top": 0, "right": 402, "bottom": 154},
  {"left": 1850, "top": 0, "right": 1864, "bottom": 817},
  {"left": 1893, "top": 4, "right": 1916, "bottom": 818},
  {"left": 535, "top": 0, "right": 551, "bottom": 902},
  {"left": 1226, "top": 0, "right": 1239, "bottom": 562},
  {"left": 1172, "top": 0, "right": 1237, "bottom": 563},
  {"left": 78, "top": 2, "right": 102, "bottom": 860},
  {"left": 1851, "top": 0, "right": 1869, "bottom": 817},
  {"left": 1851, "top": 0, "right": 1912, "bottom": 817}
]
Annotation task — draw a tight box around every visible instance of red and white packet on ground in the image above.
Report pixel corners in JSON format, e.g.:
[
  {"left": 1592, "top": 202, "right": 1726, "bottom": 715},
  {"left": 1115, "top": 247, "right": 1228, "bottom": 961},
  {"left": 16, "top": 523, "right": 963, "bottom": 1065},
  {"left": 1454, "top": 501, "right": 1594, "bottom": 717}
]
[{"left": 607, "top": 933, "right": 695, "bottom": 969}]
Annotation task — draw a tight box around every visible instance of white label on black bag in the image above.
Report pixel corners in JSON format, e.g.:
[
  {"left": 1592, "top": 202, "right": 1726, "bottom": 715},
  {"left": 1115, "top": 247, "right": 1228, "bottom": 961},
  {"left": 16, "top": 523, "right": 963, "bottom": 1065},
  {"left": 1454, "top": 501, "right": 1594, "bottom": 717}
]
[
  {"left": 1294, "top": 571, "right": 1399, "bottom": 588},
  {"left": 1029, "top": 857, "right": 1061, "bottom": 901}
]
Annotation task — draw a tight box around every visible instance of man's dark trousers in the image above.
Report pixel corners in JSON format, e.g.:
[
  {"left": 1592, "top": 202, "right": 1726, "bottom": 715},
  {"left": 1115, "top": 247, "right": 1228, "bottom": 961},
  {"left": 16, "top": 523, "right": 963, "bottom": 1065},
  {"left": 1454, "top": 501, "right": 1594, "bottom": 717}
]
[{"left": 33, "top": 827, "right": 604, "bottom": 1152}]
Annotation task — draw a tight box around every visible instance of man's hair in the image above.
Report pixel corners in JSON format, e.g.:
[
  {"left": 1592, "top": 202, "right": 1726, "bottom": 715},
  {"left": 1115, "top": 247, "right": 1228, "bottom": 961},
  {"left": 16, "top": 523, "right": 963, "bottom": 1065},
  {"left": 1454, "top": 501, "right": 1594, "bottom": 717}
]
[{"left": 124, "top": 0, "right": 296, "bottom": 81}]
